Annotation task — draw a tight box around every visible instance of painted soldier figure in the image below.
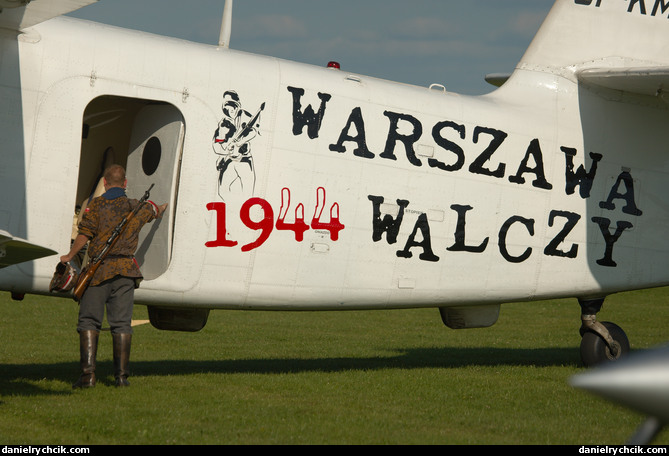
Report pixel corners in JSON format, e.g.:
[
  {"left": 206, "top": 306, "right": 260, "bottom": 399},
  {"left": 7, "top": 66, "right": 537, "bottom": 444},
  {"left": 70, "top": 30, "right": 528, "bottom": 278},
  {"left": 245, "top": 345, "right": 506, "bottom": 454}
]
[{"left": 213, "top": 90, "right": 264, "bottom": 200}]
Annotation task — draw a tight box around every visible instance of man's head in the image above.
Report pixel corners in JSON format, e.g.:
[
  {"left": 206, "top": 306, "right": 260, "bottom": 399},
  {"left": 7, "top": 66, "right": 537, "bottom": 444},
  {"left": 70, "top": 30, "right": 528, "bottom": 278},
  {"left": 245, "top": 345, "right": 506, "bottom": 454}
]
[{"left": 103, "top": 164, "right": 127, "bottom": 189}]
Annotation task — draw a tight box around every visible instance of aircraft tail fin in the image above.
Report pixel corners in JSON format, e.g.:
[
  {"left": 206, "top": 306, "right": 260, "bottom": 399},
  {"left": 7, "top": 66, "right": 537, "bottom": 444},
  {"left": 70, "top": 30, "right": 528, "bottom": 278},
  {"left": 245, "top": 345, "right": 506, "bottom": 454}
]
[
  {"left": 0, "top": 0, "right": 97, "bottom": 32},
  {"left": 515, "top": 0, "right": 669, "bottom": 96}
]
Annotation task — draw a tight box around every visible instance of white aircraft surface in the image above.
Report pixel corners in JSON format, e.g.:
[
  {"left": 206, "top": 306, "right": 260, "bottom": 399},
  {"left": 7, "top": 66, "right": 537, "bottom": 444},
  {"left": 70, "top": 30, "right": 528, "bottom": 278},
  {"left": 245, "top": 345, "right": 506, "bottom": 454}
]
[{"left": 1, "top": 0, "right": 668, "bottom": 366}]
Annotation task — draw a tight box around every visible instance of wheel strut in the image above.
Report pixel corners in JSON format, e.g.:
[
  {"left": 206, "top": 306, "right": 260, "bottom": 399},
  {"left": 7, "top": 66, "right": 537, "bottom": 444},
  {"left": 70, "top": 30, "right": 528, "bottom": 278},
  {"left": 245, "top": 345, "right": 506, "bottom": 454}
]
[
  {"left": 578, "top": 297, "right": 630, "bottom": 366},
  {"left": 579, "top": 298, "right": 621, "bottom": 358}
]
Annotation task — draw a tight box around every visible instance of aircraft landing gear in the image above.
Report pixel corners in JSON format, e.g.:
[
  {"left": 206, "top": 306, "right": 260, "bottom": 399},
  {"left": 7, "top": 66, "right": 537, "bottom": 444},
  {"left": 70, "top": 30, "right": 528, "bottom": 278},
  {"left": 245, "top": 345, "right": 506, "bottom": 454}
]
[{"left": 578, "top": 298, "right": 630, "bottom": 367}]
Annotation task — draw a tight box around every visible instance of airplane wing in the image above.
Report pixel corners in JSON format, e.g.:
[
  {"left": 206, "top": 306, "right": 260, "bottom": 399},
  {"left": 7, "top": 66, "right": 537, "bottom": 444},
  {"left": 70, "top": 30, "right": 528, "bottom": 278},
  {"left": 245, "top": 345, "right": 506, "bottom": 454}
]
[
  {"left": 488, "top": 67, "right": 669, "bottom": 95},
  {"left": 0, "top": 0, "right": 97, "bottom": 32},
  {"left": 0, "top": 230, "right": 57, "bottom": 268},
  {"left": 577, "top": 67, "right": 669, "bottom": 97}
]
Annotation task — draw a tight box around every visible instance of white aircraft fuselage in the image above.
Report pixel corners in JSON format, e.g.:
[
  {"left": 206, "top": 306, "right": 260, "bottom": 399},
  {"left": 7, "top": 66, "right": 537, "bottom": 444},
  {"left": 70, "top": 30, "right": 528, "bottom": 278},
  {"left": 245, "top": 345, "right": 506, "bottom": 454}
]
[{"left": 1, "top": 1, "right": 667, "bottom": 338}]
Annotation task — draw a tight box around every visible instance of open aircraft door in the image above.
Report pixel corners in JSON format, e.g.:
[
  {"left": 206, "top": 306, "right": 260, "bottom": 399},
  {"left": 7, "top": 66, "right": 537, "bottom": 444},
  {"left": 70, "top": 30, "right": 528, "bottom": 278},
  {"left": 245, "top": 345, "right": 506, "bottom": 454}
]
[{"left": 125, "top": 104, "right": 184, "bottom": 281}]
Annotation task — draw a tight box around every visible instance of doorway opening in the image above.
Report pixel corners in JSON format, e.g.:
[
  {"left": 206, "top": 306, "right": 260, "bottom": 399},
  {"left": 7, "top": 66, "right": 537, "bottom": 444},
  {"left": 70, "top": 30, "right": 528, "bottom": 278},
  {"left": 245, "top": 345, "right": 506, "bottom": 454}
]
[{"left": 73, "top": 95, "right": 185, "bottom": 281}]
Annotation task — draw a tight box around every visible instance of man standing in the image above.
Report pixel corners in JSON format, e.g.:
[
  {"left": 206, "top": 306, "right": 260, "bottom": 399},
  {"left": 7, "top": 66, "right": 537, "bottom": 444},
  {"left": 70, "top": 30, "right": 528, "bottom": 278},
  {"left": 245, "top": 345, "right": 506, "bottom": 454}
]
[{"left": 60, "top": 165, "right": 167, "bottom": 388}]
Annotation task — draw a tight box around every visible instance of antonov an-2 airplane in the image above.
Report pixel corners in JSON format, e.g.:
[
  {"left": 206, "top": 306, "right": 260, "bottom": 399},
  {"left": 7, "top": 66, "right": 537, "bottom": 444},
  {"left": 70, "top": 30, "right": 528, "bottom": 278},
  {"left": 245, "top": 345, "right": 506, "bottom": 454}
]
[{"left": 0, "top": 0, "right": 667, "bottom": 367}]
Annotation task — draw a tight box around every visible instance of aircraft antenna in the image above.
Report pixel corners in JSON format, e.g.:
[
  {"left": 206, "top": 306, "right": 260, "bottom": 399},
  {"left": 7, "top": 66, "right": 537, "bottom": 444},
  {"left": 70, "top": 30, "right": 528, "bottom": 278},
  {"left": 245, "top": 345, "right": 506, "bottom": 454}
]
[{"left": 218, "top": 0, "right": 233, "bottom": 48}]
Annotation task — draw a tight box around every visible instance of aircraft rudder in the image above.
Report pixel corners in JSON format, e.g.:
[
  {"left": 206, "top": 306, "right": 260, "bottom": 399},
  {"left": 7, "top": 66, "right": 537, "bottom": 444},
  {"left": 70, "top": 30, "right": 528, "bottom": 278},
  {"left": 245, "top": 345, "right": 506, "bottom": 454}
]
[{"left": 518, "top": 0, "right": 669, "bottom": 76}]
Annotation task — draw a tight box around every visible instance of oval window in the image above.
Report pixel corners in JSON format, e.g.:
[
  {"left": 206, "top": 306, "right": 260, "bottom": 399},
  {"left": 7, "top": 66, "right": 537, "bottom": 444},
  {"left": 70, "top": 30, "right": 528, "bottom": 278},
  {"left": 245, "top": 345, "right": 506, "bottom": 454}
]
[{"left": 142, "top": 136, "right": 161, "bottom": 176}]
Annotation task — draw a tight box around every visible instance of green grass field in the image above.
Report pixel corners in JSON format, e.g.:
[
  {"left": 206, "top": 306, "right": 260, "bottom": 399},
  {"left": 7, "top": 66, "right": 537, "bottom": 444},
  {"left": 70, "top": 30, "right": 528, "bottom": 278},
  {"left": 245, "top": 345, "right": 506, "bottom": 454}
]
[{"left": 1, "top": 287, "right": 668, "bottom": 445}]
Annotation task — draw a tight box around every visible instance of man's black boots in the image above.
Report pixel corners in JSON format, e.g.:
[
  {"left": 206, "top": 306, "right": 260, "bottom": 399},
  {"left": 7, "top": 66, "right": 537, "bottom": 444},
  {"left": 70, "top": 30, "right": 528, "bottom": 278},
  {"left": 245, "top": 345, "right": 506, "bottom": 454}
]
[
  {"left": 73, "top": 330, "right": 98, "bottom": 389},
  {"left": 112, "top": 333, "right": 132, "bottom": 387}
]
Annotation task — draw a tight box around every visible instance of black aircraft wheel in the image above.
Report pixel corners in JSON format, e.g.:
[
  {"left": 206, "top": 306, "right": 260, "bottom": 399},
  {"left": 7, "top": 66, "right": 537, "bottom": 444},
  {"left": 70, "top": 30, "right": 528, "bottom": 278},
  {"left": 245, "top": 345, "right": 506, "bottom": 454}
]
[{"left": 580, "top": 321, "right": 630, "bottom": 367}]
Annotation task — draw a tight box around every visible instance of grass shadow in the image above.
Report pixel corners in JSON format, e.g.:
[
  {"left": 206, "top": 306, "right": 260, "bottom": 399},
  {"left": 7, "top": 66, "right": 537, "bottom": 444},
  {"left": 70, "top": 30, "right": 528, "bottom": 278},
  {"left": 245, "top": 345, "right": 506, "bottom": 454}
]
[
  {"left": 0, "top": 346, "right": 581, "bottom": 397},
  {"left": 134, "top": 346, "right": 582, "bottom": 377}
]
